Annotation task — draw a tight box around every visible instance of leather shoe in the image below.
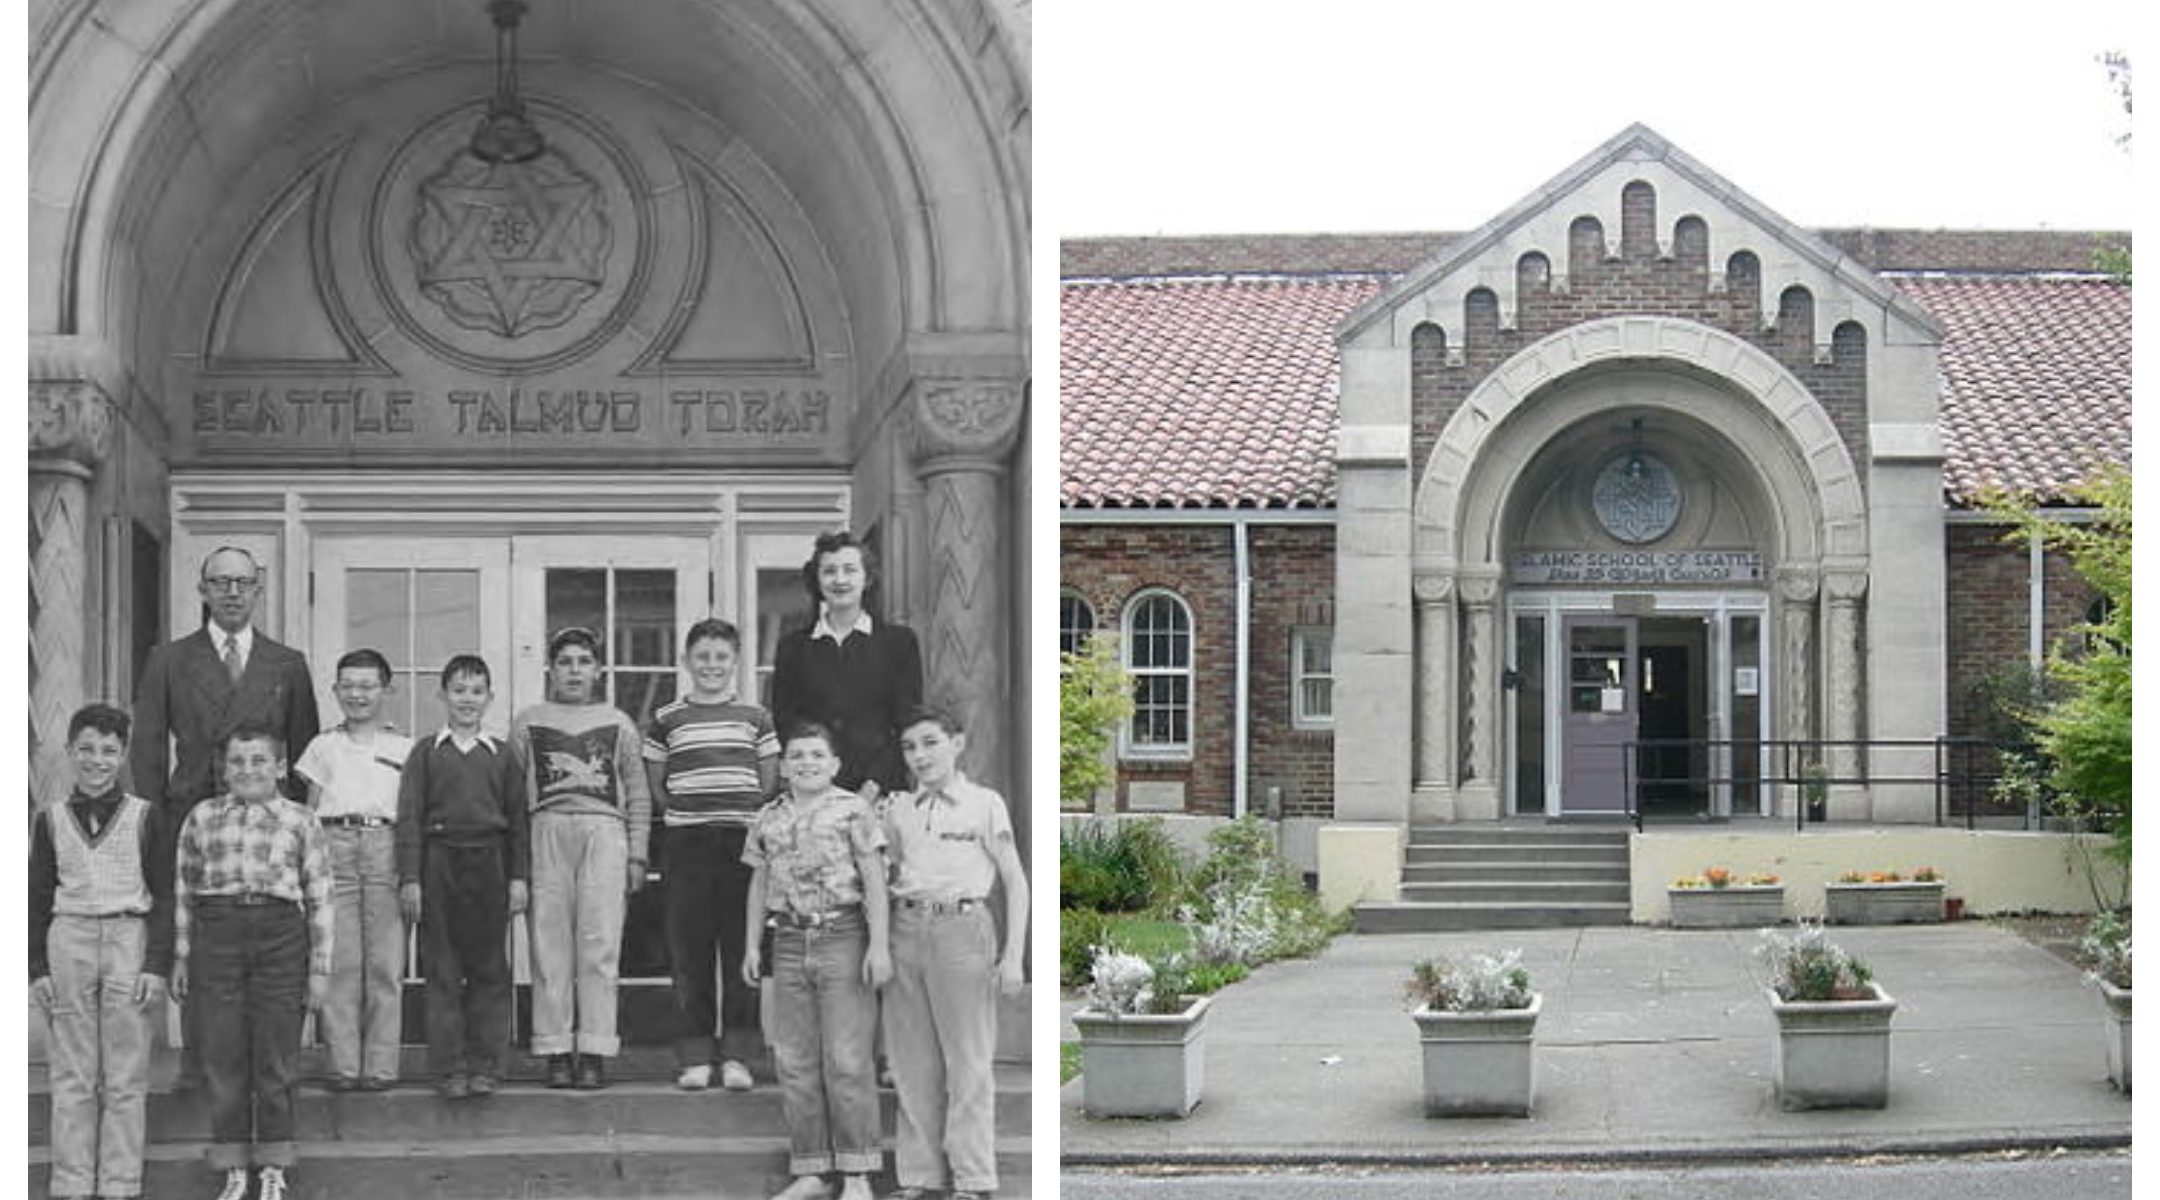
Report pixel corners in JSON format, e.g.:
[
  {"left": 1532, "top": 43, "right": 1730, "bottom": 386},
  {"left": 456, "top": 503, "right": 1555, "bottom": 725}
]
[
  {"left": 545, "top": 1054, "right": 575, "bottom": 1089},
  {"left": 574, "top": 1053, "right": 606, "bottom": 1090}
]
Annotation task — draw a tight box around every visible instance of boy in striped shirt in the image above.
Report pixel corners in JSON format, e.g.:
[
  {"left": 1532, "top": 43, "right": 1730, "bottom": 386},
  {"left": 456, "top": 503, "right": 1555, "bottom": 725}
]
[{"left": 643, "top": 618, "right": 778, "bottom": 1091}]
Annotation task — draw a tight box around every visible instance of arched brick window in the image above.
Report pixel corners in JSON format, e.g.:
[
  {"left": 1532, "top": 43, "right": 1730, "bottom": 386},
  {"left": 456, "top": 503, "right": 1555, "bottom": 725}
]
[
  {"left": 1059, "top": 592, "right": 1097, "bottom": 656},
  {"left": 1122, "top": 589, "right": 1193, "bottom": 758}
]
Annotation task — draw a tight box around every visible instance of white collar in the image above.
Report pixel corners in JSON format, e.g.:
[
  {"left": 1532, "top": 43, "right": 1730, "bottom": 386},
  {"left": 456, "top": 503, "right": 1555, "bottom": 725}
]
[
  {"left": 811, "top": 608, "right": 875, "bottom": 643},
  {"left": 434, "top": 728, "right": 501, "bottom": 751},
  {"left": 205, "top": 624, "right": 255, "bottom": 656}
]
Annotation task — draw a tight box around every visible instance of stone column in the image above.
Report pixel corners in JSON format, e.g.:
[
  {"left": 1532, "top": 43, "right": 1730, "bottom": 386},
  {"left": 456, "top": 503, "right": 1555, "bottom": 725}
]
[
  {"left": 30, "top": 381, "right": 116, "bottom": 804},
  {"left": 1774, "top": 566, "right": 1819, "bottom": 815},
  {"left": 905, "top": 372, "right": 1027, "bottom": 795},
  {"left": 1455, "top": 568, "right": 1501, "bottom": 820},
  {"left": 1411, "top": 572, "right": 1456, "bottom": 819},
  {"left": 1823, "top": 569, "right": 1869, "bottom": 803}
]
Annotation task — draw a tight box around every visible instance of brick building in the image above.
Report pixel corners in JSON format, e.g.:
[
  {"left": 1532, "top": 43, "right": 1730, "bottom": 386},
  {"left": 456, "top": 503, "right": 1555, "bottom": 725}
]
[{"left": 1060, "top": 126, "right": 2129, "bottom": 872}]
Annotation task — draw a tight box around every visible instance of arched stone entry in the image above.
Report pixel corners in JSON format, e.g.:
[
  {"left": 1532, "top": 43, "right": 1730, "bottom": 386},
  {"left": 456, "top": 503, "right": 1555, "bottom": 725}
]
[
  {"left": 29, "top": 1, "right": 1030, "bottom": 804},
  {"left": 1410, "top": 318, "right": 1868, "bottom": 821}
]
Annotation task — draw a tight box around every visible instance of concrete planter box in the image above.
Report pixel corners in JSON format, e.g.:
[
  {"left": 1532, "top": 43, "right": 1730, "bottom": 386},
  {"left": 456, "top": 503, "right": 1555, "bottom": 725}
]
[
  {"left": 1411, "top": 993, "right": 1541, "bottom": 1117},
  {"left": 2097, "top": 979, "right": 2131, "bottom": 1093},
  {"left": 1824, "top": 881, "right": 1944, "bottom": 925},
  {"left": 1767, "top": 983, "right": 1896, "bottom": 1109},
  {"left": 1072, "top": 994, "right": 1212, "bottom": 1118},
  {"left": 1668, "top": 885, "right": 1784, "bottom": 928}
]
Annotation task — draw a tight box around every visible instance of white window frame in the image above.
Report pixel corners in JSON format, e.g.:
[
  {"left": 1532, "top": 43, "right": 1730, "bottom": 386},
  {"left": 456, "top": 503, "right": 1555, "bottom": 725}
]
[
  {"left": 1059, "top": 591, "right": 1098, "bottom": 657},
  {"left": 1120, "top": 588, "right": 1193, "bottom": 760},
  {"left": 1291, "top": 626, "right": 1335, "bottom": 729}
]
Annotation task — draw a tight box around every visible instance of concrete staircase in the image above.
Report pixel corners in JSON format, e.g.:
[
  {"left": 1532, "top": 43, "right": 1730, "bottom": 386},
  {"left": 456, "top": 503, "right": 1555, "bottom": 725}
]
[
  {"left": 1354, "top": 825, "right": 1633, "bottom": 932},
  {"left": 29, "top": 1038, "right": 1032, "bottom": 1198}
]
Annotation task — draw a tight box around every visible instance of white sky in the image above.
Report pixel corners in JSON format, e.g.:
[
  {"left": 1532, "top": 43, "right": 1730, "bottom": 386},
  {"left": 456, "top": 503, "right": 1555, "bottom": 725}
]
[{"left": 1038, "top": 1, "right": 2139, "bottom": 236}]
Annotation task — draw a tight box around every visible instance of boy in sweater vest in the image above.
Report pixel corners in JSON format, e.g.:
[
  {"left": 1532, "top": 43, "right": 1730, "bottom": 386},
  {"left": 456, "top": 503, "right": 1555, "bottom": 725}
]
[
  {"left": 31, "top": 702, "right": 173, "bottom": 1200},
  {"left": 510, "top": 627, "right": 652, "bottom": 1090}
]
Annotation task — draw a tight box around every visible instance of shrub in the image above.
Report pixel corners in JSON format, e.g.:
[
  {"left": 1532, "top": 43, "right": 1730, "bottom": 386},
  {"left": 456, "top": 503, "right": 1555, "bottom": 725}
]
[
  {"left": 1081, "top": 948, "right": 1194, "bottom": 1016},
  {"left": 1059, "top": 818, "right": 1183, "bottom": 912},
  {"left": 1059, "top": 908, "right": 1114, "bottom": 987},
  {"left": 2080, "top": 910, "right": 2132, "bottom": 990},
  {"left": 1176, "top": 815, "right": 1344, "bottom": 966},
  {"left": 1405, "top": 949, "right": 1533, "bottom": 1012},
  {"left": 1758, "top": 922, "right": 1875, "bottom": 1002}
]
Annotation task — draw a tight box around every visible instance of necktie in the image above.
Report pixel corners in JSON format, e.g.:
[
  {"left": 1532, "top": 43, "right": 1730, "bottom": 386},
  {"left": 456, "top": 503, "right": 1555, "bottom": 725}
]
[{"left": 223, "top": 635, "right": 244, "bottom": 684}]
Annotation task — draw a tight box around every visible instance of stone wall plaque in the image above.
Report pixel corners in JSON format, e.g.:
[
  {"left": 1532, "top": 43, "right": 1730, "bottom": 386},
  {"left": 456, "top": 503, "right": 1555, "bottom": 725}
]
[{"left": 1592, "top": 453, "right": 1682, "bottom": 543}]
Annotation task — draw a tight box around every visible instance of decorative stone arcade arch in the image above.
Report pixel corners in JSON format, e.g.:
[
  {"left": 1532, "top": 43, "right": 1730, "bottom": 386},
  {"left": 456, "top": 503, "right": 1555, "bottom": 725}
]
[
  {"left": 1410, "top": 317, "right": 1871, "bottom": 821},
  {"left": 28, "top": 0, "right": 1030, "bottom": 801}
]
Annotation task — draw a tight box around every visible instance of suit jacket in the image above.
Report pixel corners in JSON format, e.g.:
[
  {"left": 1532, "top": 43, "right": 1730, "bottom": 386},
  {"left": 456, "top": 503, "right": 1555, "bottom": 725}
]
[{"left": 130, "top": 627, "right": 321, "bottom": 814}]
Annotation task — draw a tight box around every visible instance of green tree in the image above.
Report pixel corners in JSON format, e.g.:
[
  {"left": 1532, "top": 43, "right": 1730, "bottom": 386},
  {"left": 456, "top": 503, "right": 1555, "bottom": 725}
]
[
  {"left": 1987, "top": 469, "right": 2132, "bottom": 873},
  {"left": 1060, "top": 633, "right": 1133, "bottom": 808}
]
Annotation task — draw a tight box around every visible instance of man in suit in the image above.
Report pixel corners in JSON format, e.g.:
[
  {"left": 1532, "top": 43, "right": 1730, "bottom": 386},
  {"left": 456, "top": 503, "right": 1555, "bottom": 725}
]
[{"left": 133, "top": 545, "right": 322, "bottom": 1090}]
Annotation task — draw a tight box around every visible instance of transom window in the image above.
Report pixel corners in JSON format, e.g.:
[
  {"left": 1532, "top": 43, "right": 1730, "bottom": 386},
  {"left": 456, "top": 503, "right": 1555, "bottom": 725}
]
[{"left": 1122, "top": 589, "right": 1192, "bottom": 758}]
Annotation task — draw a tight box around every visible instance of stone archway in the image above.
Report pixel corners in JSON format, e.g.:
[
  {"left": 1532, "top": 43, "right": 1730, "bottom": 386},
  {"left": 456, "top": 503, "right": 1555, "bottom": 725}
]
[
  {"left": 29, "top": 0, "right": 1030, "bottom": 796},
  {"left": 1407, "top": 316, "right": 1869, "bottom": 819}
]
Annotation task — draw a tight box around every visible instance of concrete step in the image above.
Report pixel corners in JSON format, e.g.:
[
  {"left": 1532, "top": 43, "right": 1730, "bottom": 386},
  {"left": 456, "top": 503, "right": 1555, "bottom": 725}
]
[
  {"left": 29, "top": 1135, "right": 1034, "bottom": 1199},
  {"left": 1401, "top": 861, "right": 1631, "bottom": 884},
  {"left": 1407, "top": 826, "right": 1631, "bottom": 846},
  {"left": 1399, "top": 880, "right": 1632, "bottom": 904},
  {"left": 1354, "top": 900, "right": 1634, "bottom": 933},
  {"left": 30, "top": 1065, "right": 1032, "bottom": 1198},
  {"left": 30, "top": 1064, "right": 1032, "bottom": 1146},
  {"left": 1406, "top": 842, "right": 1629, "bottom": 864}
]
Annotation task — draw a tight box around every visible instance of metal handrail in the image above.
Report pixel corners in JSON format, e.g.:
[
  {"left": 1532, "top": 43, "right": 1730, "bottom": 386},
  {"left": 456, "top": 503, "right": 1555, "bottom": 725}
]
[{"left": 1620, "top": 737, "right": 2036, "bottom": 832}]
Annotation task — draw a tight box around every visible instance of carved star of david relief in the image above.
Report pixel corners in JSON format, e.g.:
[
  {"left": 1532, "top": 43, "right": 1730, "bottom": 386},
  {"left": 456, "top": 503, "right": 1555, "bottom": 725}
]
[{"left": 410, "top": 147, "right": 611, "bottom": 339}]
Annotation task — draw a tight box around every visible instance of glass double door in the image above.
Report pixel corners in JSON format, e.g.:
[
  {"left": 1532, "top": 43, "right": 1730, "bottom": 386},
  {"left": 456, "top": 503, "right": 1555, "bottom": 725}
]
[{"left": 310, "top": 532, "right": 775, "bottom": 1027}]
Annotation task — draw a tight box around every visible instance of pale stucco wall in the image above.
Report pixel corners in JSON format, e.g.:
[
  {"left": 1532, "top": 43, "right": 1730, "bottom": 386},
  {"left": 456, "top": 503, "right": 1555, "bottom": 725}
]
[{"left": 1630, "top": 829, "right": 2125, "bottom": 922}]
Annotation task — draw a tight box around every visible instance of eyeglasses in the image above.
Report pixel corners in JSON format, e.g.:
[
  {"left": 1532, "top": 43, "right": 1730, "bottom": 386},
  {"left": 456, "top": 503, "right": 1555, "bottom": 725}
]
[{"left": 202, "top": 575, "right": 259, "bottom": 594}]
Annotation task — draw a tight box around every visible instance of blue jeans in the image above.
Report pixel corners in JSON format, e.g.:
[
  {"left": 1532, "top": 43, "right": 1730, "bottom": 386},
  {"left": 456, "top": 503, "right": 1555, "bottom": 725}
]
[
  {"left": 764, "top": 910, "right": 880, "bottom": 1176},
  {"left": 193, "top": 899, "right": 308, "bottom": 1171}
]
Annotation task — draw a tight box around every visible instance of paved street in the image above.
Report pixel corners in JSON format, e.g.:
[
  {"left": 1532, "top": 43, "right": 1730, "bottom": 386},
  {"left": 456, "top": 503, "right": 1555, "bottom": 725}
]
[{"left": 1064, "top": 1149, "right": 2132, "bottom": 1199}]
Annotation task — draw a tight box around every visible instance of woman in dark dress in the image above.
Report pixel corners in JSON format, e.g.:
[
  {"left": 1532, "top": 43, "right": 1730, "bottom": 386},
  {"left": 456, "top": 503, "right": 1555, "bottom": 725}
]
[{"left": 770, "top": 531, "right": 923, "bottom": 803}]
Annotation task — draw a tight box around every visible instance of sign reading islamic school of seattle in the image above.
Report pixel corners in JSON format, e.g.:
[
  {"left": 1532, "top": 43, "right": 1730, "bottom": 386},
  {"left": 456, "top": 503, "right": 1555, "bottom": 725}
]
[
  {"left": 1509, "top": 549, "right": 1765, "bottom": 586},
  {"left": 180, "top": 99, "right": 849, "bottom": 466}
]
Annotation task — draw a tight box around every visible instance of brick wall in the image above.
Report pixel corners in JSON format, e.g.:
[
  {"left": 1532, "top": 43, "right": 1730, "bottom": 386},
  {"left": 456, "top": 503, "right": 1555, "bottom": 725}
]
[
  {"left": 1409, "top": 184, "right": 1869, "bottom": 481},
  {"left": 1944, "top": 523, "right": 2101, "bottom": 739},
  {"left": 1060, "top": 522, "right": 1337, "bottom": 818}
]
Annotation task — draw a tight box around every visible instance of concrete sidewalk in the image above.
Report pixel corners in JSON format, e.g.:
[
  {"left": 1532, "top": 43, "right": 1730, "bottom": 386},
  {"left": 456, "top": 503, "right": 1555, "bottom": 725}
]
[{"left": 1059, "top": 923, "right": 2131, "bottom": 1166}]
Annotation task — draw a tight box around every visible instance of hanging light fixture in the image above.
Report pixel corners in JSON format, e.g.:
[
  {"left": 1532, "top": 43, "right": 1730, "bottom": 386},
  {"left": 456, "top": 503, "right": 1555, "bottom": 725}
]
[{"left": 470, "top": 0, "right": 546, "bottom": 164}]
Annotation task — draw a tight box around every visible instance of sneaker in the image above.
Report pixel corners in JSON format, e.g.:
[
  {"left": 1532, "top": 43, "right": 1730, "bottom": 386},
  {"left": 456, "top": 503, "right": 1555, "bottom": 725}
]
[
  {"left": 573, "top": 1053, "right": 606, "bottom": 1090},
  {"left": 211, "top": 1167, "right": 250, "bottom": 1200},
  {"left": 545, "top": 1054, "right": 575, "bottom": 1089},
  {"left": 838, "top": 1177, "right": 874, "bottom": 1200},
  {"left": 677, "top": 1063, "right": 713, "bottom": 1091},
  {"left": 719, "top": 1059, "right": 754, "bottom": 1091},
  {"left": 437, "top": 1073, "right": 471, "bottom": 1100},
  {"left": 467, "top": 1072, "right": 498, "bottom": 1098},
  {"left": 257, "top": 1165, "right": 290, "bottom": 1200},
  {"left": 771, "top": 1177, "right": 831, "bottom": 1200}
]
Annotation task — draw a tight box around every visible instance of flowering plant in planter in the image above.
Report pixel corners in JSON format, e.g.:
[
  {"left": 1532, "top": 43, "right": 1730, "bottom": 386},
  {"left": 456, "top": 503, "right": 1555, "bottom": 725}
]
[
  {"left": 2080, "top": 911, "right": 2133, "bottom": 990},
  {"left": 1669, "top": 868, "right": 1784, "bottom": 926},
  {"left": 1073, "top": 948, "right": 1212, "bottom": 1118},
  {"left": 1082, "top": 947, "right": 1194, "bottom": 1017},
  {"left": 1757, "top": 921, "right": 1875, "bottom": 1002},
  {"left": 1406, "top": 950, "right": 1541, "bottom": 1117},
  {"left": 1406, "top": 949, "right": 1534, "bottom": 1012}
]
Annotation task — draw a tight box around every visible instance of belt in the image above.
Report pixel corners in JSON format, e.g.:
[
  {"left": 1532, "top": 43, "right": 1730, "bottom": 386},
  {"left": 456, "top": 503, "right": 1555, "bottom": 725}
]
[
  {"left": 767, "top": 904, "right": 863, "bottom": 930},
  {"left": 320, "top": 815, "right": 394, "bottom": 829},
  {"left": 198, "top": 892, "right": 298, "bottom": 908},
  {"left": 55, "top": 910, "right": 147, "bottom": 921},
  {"left": 896, "top": 895, "right": 987, "bottom": 916}
]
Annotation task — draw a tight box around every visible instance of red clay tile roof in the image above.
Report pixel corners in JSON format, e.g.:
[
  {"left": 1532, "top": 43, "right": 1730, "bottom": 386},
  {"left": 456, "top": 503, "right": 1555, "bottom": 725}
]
[
  {"left": 1061, "top": 239, "right": 2130, "bottom": 511},
  {"left": 1060, "top": 275, "right": 1381, "bottom": 508},
  {"left": 1894, "top": 275, "right": 2133, "bottom": 505}
]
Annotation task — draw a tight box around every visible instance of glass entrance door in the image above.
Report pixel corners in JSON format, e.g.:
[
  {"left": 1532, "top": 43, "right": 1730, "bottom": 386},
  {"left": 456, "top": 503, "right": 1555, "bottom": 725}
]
[{"left": 1560, "top": 617, "right": 1636, "bottom": 815}]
